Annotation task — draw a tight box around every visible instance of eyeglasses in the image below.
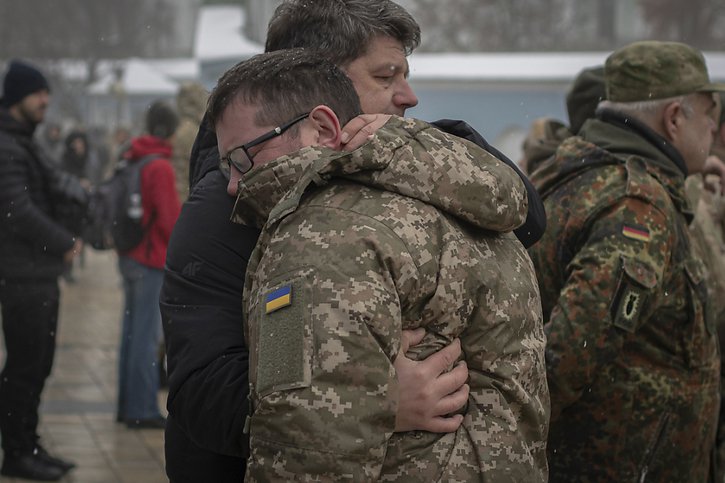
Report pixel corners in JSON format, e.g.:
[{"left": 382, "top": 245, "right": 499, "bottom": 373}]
[{"left": 220, "top": 112, "right": 310, "bottom": 177}]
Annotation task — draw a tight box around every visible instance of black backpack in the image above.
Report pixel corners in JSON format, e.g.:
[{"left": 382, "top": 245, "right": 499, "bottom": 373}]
[{"left": 84, "top": 154, "right": 160, "bottom": 251}]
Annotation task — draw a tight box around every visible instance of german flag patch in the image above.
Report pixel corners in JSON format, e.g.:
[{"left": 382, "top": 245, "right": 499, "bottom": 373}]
[{"left": 622, "top": 224, "right": 650, "bottom": 242}]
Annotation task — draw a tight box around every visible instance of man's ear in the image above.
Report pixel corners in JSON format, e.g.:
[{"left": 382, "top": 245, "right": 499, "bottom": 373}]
[
  {"left": 661, "top": 101, "right": 684, "bottom": 143},
  {"left": 308, "top": 105, "right": 343, "bottom": 149}
]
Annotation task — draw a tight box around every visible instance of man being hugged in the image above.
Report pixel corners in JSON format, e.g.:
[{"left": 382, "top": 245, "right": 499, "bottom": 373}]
[{"left": 209, "top": 49, "right": 548, "bottom": 482}]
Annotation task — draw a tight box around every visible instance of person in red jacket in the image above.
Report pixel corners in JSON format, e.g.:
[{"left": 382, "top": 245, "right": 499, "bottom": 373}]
[{"left": 117, "top": 101, "right": 181, "bottom": 428}]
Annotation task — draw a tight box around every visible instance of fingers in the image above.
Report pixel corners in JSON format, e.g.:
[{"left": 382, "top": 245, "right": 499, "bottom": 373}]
[
  {"left": 432, "top": 361, "right": 469, "bottom": 398},
  {"left": 410, "top": 382, "right": 469, "bottom": 433},
  {"left": 399, "top": 328, "right": 425, "bottom": 354},
  {"left": 393, "top": 336, "right": 468, "bottom": 434},
  {"left": 432, "top": 382, "right": 470, "bottom": 417},
  {"left": 419, "top": 338, "right": 461, "bottom": 377},
  {"left": 340, "top": 114, "right": 392, "bottom": 152},
  {"left": 419, "top": 413, "right": 465, "bottom": 434}
]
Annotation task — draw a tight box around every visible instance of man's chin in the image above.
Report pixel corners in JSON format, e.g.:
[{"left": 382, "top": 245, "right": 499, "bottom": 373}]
[{"left": 30, "top": 112, "right": 46, "bottom": 125}]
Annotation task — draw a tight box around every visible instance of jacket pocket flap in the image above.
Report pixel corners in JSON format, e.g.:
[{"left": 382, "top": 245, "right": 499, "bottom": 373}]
[{"left": 621, "top": 256, "right": 657, "bottom": 289}]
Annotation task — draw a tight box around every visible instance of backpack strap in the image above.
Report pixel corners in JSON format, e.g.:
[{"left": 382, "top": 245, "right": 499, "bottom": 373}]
[
  {"left": 125, "top": 153, "right": 164, "bottom": 256},
  {"left": 128, "top": 153, "right": 164, "bottom": 196}
]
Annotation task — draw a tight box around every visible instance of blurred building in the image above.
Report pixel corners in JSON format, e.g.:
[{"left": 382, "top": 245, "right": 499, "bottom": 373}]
[
  {"left": 245, "top": 0, "right": 283, "bottom": 45},
  {"left": 2, "top": 0, "right": 723, "bottom": 164},
  {"left": 195, "top": 5, "right": 263, "bottom": 88}
]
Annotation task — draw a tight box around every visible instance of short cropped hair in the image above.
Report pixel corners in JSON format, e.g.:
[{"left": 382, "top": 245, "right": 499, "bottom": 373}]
[
  {"left": 599, "top": 94, "right": 695, "bottom": 122},
  {"left": 206, "top": 49, "right": 362, "bottom": 132},
  {"left": 265, "top": 0, "right": 421, "bottom": 67}
]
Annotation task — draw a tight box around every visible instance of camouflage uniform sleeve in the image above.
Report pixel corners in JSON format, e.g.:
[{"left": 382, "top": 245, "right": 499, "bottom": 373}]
[
  {"left": 245, "top": 206, "right": 417, "bottom": 481},
  {"left": 546, "top": 196, "right": 673, "bottom": 420}
]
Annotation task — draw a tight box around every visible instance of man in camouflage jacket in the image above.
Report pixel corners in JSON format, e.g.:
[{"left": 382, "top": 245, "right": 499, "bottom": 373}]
[
  {"left": 210, "top": 50, "right": 549, "bottom": 482},
  {"left": 528, "top": 41, "right": 725, "bottom": 481}
]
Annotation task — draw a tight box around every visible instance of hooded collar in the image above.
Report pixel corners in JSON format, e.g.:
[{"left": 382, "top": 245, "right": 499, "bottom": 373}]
[
  {"left": 230, "top": 116, "right": 527, "bottom": 233},
  {"left": 593, "top": 108, "right": 688, "bottom": 177},
  {"left": 124, "top": 134, "right": 173, "bottom": 161},
  {"left": 530, "top": 111, "right": 692, "bottom": 220}
]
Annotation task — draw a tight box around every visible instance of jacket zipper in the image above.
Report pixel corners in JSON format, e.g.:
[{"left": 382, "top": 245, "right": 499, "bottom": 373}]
[{"left": 639, "top": 412, "right": 670, "bottom": 482}]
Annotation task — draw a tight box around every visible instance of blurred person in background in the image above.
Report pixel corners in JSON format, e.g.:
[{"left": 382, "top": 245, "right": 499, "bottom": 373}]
[
  {"left": 100, "top": 125, "right": 133, "bottom": 180},
  {"left": 686, "top": 92, "right": 725, "bottom": 483},
  {"left": 61, "top": 129, "right": 93, "bottom": 186},
  {"left": 116, "top": 100, "right": 181, "bottom": 430},
  {"left": 518, "top": 66, "right": 605, "bottom": 174},
  {"left": 86, "top": 125, "right": 111, "bottom": 186},
  {"left": 0, "top": 59, "right": 81, "bottom": 482},
  {"left": 59, "top": 129, "right": 97, "bottom": 281},
  {"left": 172, "top": 82, "right": 208, "bottom": 201},
  {"left": 36, "top": 121, "right": 64, "bottom": 164}
]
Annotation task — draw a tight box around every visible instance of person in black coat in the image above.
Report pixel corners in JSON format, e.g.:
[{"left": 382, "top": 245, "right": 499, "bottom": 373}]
[
  {"left": 0, "top": 59, "right": 82, "bottom": 481},
  {"left": 161, "top": 2, "right": 544, "bottom": 481},
  {"left": 161, "top": 136, "right": 255, "bottom": 480},
  {"left": 61, "top": 130, "right": 91, "bottom": 181}
]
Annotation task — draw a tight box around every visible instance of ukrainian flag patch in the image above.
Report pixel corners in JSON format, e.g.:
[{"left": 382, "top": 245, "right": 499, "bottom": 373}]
[
  {"left": 622, "top": 224, "right": 650, "bottom": 242},
  {"left": 265, "top": 285, "right": 292, "bottom": 314}
]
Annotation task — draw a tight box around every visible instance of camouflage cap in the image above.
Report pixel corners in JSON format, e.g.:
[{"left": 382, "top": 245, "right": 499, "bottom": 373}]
[
  {"left": 605, "top": 40, "right": 725, "bottom": 103},
  {"left": 566, "top": 66, "right": 605, "bottom": 134}
]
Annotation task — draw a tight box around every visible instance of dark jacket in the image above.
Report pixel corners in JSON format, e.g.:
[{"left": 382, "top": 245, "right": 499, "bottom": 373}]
[
  {"left": 528, "top": 110, "right": 719, "bottom": 481},
  {"left": 0, "top": 108, "right": 75, "bottom": 280},
  {"left": 61, "top": 131, "right": 90, "bottom": 179},
  {"left": 162, "top": 133, "right": 259, "bottom": 480}
]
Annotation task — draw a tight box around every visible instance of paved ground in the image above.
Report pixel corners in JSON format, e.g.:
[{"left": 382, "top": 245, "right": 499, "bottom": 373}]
[{"left": 0, "top": 250, "right": 168, "bottom": 482}]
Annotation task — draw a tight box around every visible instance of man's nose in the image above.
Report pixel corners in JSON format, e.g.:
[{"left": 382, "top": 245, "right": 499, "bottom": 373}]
[
  {"left": 394, "top": 80, "right": 419, "bottom": 111},
  {"left": 226, "top": 176, "right": 239, "bottom": 197}
]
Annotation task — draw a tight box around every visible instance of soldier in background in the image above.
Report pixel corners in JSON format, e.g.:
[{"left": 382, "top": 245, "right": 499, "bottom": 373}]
[
  {"left": 519, "top": 66, "right": 605, "bottom": 174},
  {"left": 686, "top": 92, "right": 725, "bottom": 483},
  {"left": 172, "top": 82, "right": 208, "bottom": 201},
  {"left": 528, "top": 41, "right": 725, "bottom": 481},
  {"left": 213, "top": 48, "right": 548, "bottom": 482}
]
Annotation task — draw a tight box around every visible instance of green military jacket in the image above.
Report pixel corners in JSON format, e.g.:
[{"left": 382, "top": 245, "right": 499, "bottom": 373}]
[
  {"left": 528, "top": 112, "right": 720, "bottom": 482},
  {"left": 233, "top": 117, "right": 549, "bottom": 482}
]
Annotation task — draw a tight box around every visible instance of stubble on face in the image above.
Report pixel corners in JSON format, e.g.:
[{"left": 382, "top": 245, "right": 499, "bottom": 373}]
[
  {"left": 16, "top": 90, "right": 49, "bottom": 126},
  {"left": 679, "top": 92, "right": 718, "bottom": 174}
]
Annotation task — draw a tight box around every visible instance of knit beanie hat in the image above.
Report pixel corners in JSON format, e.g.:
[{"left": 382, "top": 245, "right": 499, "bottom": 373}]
[
  {"left": 1, "top": 59, "right": 50, "bottom": 108},
  {"left": 146, "top": 100, "right": 180, "bottom": 139}
]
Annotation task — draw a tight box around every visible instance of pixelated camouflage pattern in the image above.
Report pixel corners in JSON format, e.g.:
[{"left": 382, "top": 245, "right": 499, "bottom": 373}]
[
  {"left": 234, "top": 116, "right": 549, "bottom": 481},
  {"left": 528, "top": 117, "right": 720, "bottom": 482},
  {"left": 605, "top": 40, "right": 725, "bottom": 103}
]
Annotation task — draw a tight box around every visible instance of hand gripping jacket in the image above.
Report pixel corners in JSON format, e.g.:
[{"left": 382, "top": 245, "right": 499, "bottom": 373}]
[
  {"left": 233, "top": 117, "right": 549, "bottom": 482},
  {"left": 528, "top": 114, "right": 720, "bottom": 482}
]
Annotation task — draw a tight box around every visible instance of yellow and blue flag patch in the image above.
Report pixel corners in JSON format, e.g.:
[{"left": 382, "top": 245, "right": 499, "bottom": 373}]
[{"left": 265, "top": 285, "right": 292, "bottom": 314}]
